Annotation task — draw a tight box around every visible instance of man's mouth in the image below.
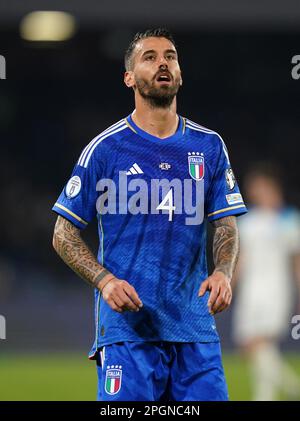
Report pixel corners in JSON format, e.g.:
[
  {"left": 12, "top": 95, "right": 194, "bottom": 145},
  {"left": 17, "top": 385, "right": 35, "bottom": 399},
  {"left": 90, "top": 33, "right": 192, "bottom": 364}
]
[{"left": 155, "top": 72, "right": 172, "bottom": 83}]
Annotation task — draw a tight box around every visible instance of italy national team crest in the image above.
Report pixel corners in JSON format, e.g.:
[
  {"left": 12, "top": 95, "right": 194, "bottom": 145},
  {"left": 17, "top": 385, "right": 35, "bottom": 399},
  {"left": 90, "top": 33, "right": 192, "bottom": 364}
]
[
  {"left": 105, "top": 365, "right": 122, "bottom": 395},
  {"left": 188, "top": 152, "right": 204, "bottom": 181}
]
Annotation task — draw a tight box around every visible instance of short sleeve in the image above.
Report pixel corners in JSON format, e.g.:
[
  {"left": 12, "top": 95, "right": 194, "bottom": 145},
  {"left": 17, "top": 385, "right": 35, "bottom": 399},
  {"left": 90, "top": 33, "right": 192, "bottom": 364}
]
[
  {"left": 52, "top": 149, "right": 102, "bottom": 229},
  {"left": 206, "top": 134, "right": 247, "bottom": 221}
]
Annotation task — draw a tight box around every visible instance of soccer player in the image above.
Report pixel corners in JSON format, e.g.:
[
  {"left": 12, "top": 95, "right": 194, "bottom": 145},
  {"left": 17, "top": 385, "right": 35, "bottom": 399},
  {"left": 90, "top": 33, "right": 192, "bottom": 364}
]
[
  {"left": 52, "top": 28, "right": 247, "bottom": 401},
  {"left": 232, "top": 163, "right": 300, "bottom": 400}
]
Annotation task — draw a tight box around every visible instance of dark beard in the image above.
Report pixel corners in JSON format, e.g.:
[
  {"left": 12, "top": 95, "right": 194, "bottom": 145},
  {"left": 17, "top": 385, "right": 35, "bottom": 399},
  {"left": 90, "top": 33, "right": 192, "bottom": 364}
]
[{"left": 135, "top": 78, "right": 180, "bottom": 109}]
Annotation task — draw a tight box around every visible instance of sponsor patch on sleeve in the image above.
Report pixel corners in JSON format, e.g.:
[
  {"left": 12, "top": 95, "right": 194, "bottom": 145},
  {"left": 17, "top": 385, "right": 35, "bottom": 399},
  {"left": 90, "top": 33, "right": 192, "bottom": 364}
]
[{"left": 226, "top": 193, "right": 244, "bottom": 205}]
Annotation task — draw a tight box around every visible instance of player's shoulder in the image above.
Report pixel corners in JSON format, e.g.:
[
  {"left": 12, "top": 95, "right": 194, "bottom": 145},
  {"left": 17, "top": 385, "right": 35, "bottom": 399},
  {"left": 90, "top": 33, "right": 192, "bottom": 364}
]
[
  {"left": 185, "top": 117, "right": 222, "bottom": 138},
  {"left": 77, "top": 117, "right": 129, "bottom": 168},
  {"left": 184, "top": 117, "right": 226, "bottom": 147}
]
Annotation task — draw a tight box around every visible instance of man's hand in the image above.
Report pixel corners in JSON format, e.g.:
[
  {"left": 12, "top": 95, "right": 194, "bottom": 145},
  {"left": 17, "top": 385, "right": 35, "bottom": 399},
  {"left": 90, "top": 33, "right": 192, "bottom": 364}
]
[
  {"left": 198, "top": 270, "right": 232, "bottom": 315},
  {"left": 101, "top": 277, "right": 143, "bottom": 313}
]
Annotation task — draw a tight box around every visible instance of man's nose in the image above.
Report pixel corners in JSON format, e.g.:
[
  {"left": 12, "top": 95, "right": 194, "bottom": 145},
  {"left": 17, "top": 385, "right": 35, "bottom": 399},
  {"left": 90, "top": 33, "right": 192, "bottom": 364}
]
[{"left": 158, "top": 56, "right": 168, "bottom": 67}]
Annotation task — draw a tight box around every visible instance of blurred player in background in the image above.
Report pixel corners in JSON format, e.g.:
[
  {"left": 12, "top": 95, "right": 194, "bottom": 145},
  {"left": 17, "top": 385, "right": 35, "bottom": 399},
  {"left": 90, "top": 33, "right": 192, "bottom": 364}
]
[
  {"left": 233, "top": 162, "right": 300, "bottom": 400},
  {"left": 52, "top": 28, "right": 247, "bottom": 401}
]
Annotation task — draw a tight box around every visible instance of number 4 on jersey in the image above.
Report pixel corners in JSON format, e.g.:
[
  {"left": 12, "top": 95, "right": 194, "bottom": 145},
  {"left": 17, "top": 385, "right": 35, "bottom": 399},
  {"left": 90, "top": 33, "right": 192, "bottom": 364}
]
[{"left": 156, "top": 189, "right": 176, "bottom": 221}]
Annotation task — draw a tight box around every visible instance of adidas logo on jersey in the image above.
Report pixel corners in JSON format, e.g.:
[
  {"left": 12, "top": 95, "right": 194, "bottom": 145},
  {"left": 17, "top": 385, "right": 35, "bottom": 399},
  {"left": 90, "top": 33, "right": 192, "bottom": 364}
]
[{"left": 126, "top": 163, "right": 144, "bottom": 175}]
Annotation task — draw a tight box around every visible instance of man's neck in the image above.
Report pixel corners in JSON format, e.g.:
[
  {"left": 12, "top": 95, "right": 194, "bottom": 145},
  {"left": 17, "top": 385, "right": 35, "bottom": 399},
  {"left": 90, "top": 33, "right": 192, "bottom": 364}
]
[{"left": 132, "top": 96, "right": 178, "bottom": 139}]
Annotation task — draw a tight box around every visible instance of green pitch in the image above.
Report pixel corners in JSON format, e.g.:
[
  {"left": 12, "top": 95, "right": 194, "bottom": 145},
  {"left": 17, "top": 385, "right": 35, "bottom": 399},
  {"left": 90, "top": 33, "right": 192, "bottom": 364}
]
[{"left": 0, "top": 353, "right": 299, "bottom": 401}]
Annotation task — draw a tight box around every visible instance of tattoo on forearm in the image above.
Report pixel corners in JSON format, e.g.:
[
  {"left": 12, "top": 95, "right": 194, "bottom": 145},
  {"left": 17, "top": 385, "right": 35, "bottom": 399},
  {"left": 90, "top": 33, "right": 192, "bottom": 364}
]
[
  {"left": 53, "top": 216, "right": 110, "bottom": 288},
  {"left": 212, "top": 216, "right": 239, "bottom": 279}
]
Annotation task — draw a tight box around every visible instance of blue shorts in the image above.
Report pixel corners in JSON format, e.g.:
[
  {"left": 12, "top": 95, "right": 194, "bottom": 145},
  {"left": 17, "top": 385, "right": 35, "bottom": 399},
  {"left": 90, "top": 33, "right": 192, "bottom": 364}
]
[{"left": 96, "top": 341, "right": 229, "bottom": 401}]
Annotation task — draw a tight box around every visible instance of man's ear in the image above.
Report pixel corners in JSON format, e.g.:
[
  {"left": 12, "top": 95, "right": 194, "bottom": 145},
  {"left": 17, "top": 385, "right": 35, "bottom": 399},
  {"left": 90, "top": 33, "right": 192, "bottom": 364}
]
[{"left": 124, "top": 71, "right": 135, "bottom": 88}]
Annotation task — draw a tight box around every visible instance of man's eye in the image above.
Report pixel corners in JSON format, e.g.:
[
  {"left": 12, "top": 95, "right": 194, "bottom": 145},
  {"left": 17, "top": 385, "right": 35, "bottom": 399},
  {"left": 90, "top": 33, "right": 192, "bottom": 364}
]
[
  {"left": 145, "top": 55, "right": 155, "bottom": 60},
  {"left": 167, "top": 55, "right": 176, "bottom": 60}
]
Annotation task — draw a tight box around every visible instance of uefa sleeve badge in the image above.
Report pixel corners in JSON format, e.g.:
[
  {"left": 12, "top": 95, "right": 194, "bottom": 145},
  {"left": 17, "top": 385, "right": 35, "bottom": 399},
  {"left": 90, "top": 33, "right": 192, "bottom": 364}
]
[{"left": 65, "top": 175, "right": 82, "bottom": 199}]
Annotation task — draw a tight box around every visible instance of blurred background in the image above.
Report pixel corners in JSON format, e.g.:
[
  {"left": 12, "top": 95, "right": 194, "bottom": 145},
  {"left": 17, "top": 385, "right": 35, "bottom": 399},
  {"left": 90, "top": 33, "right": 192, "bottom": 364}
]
[{"left": 0, "top": 0, "right": 300, "bottom": 401}]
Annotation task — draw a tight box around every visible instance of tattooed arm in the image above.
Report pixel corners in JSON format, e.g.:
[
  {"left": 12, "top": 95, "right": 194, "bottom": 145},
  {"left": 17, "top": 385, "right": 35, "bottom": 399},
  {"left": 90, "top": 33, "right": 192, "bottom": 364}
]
[
  {"left": 198, "top": 215, "right": 239, "bottom": 314},
  {"left": 212, "top": 216, "right": 239, "bottom": 279},
  {"left": 52, "top": 215, "right": 143, "bottom": 313}
]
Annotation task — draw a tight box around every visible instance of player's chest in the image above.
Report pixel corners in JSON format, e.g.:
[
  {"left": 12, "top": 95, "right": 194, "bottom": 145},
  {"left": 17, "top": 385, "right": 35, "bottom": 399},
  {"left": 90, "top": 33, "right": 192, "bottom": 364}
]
[
  {"left": 98, "top": 140, "right": 208, "bottom": 225},
  {"left": 108, "top": 141, "right": 212, "bottom": 186}
]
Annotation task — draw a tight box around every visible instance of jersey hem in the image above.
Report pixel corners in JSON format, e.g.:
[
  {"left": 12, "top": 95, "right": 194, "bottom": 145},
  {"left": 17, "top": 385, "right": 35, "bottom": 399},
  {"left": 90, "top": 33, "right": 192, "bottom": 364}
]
[{"left": 88, "top": 336, "right": 221, "bottom": 359}]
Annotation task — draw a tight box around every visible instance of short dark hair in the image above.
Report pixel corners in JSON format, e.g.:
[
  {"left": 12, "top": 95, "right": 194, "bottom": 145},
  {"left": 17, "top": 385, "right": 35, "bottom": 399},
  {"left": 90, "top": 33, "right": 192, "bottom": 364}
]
[{"left": 124, "top": 28, "right": 176, "bottom": 71}]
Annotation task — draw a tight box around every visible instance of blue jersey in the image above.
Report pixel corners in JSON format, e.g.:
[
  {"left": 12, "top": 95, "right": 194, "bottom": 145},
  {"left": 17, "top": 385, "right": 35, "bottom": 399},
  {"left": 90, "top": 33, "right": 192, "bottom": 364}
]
[{"left": 52, "top": 113, "right": 247, "bottom": 358}]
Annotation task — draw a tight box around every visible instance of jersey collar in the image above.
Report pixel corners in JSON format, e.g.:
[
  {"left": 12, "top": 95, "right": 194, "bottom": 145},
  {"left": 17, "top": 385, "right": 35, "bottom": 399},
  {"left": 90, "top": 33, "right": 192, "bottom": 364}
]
[{"left": 126, "top": 112, "right": 185, "bottom": 142}]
